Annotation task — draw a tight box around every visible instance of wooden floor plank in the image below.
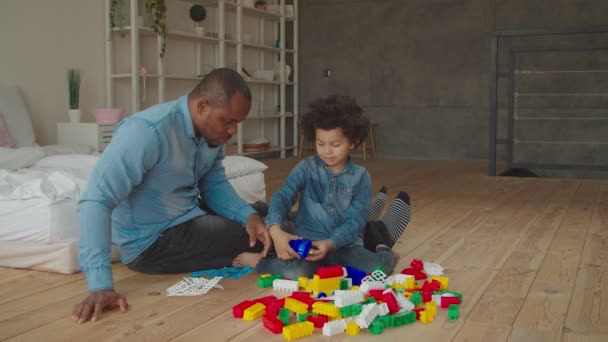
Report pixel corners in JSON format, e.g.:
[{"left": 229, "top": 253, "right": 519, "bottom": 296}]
[
  {"left": 453, "top": 180, "right": 581, "bottom": 342},
  {"left": 508, "top": 181, "right": 595, "bottom": 341},
  {"left": 564, "top": 183, "right": 608, "bottom": 336}
]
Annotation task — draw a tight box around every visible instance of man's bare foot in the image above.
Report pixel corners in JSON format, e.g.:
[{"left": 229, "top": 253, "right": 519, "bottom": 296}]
[{"left": 232, "top": 252, "right": 263, "bottom": 268}]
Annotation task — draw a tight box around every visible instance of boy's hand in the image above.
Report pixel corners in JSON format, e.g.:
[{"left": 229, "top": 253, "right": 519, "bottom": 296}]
[
  {"left": 269, "top": 225, "right": 300, "bottom": 260},
  {"left": 306, "top": 240, "right": 335, "bottom": 262}
]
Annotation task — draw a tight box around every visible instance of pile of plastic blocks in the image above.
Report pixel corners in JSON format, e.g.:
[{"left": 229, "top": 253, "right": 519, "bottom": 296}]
[{"left": 232, "top": 258, "right": 462, "bottom": 340}]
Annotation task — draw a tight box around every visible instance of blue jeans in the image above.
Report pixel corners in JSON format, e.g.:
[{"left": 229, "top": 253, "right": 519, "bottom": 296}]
[{"left": 256, "top": 221, "right": 397, "bottom": 279}]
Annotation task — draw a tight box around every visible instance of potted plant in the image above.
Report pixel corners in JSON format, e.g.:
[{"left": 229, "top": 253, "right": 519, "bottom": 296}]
[
  {"left": 145, "top": 0, "right": 167, "bottom": 58},
  {"left": 109, "top": 0, "right": 127, "bottom": 38},
  {"left": 67, "top": 69, "right": 81, "bottom": 123},
  {"left": 254, "top": 0, "right": 267, "bottom": 10},
  {"left": 189, "top": 4, "right": 207, "bottom": 36}
]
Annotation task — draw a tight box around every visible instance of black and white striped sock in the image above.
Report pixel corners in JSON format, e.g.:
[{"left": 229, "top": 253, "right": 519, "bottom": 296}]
[
  {"left": 368, "top": 185, "right": 388, "bottom": 221},
  {"left": 381, "top": 191, "right": 411, "bottom": 243}
]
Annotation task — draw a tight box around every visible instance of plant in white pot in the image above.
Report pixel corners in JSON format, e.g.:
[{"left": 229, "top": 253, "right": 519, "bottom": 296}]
[
  {"left": 189, "top": 4, "right": 207, "bottom": 36},
  {"left": 67, "top": 69, "right": 81, "bottom": 123}
]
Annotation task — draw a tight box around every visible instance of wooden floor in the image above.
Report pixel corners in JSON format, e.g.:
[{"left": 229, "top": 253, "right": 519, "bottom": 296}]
[{"left": 1, "top": 159, "right": 607, "bottom": 341}]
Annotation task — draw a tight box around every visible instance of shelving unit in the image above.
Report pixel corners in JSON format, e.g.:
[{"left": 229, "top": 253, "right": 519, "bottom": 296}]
[{"left": 104, "top": 0, "right": 298, "bottom": 158}]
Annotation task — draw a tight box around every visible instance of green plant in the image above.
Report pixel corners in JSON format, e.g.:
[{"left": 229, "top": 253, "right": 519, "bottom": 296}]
[
  {"left": 109, "top": 0, "right": 127, "bottom": 38},
  {"left": 67, "top": 69, "right": 81, "bottom": 110},
  {"left": 145, "top": 0, "right": 167, "bottom": 58}
]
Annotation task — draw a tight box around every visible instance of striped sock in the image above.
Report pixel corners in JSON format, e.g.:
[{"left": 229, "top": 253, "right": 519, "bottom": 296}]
[
  {"left": 368, "top": 185, "right": 388, "bottom": 221},
  {"left": 381, "top": 191, "right": 411, "bottom": 244}
]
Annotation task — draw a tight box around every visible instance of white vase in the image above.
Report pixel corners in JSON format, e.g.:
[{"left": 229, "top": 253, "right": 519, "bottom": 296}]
[
  {"left": 273, "top": 63, "right": 291, "bottom": 82},
  {"left": 68, "top": 109, "right": 81, "bottom": 123}
]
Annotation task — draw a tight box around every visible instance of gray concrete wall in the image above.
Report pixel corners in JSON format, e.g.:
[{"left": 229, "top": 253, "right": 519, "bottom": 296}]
[{"left": 298, "top": 0, "right": 608, "bottom": 170}]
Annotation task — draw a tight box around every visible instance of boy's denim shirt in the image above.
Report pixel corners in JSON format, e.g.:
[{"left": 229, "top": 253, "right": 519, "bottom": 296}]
[
  {"left": 266, "top": 155, "right": 371, "bottom": 249},
  {"left": 77, "top": 95, "right": 255, "bottom": 292}
]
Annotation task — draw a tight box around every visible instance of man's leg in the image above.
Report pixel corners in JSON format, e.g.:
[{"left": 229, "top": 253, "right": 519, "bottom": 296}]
[{"left": 128, "top": 214, "right": 261, "bottom": 274}]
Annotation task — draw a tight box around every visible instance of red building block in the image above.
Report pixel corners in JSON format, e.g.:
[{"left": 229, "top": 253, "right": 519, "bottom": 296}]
[
  {"left": 441, "top": 296, "right": 461, "bottom": 308},
  {"left": 252, "top": 295, "right": 278, "bottom": 306},
  {"left": 382, "top": 291, "right": 400, "bottom": 314},
  {"left": 233, "top": 300, "right": 255, "bottom": 318},
  {"left": 263, "top": 314, "right": 284, "bottom": 334},
  {"left": 421, "top": 280, "right": 441, "bottom": 292},
  {"left": 316, "top": 265, "right": 344, "bottom": 279},
  {"left": 401, "top": 267, "right": 427, "bottom": 280},
  {"left": 306, "top": 314, "right": 329, "bottom": 328},
  {"left": 369, "top": 289, "right": 384, "bottom": 302},
  {"left": 266, "top": 298, "right": 286, "bottom": 317},
  {"left": 421, "top": 291, "right": 432, "bottom": 303},
  {"left": 410, "top": 258, "right": 424, "bottom": 270},
  {"left": 412, "top": 308, "right": 424, "bottom": 320}
]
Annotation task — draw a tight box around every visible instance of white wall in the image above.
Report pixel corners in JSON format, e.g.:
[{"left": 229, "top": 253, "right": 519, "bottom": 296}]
[{"left": 0, "top": 0, "right": 106, "bottom": 145}]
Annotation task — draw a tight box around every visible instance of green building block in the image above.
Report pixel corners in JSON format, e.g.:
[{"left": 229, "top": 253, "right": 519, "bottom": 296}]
[
  {"left": 340, "top": 279, "right": 350, "bottom": 290},
  {"left": 370, "top": 321, "right": 384, "bottom": 335},
  {"left": 279, "top": 308, "right": 290, "bottom": 325},
  {"left": 448, "top": 304, "right": 459, "bottom": 320},
  {"left": 410, "top": 292, "right": 423, "bottom": 306}
]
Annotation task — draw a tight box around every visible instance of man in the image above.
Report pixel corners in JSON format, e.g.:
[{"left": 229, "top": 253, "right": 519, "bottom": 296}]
[{"left": 72, "top": 68, "right": 271, "bottom": 323}]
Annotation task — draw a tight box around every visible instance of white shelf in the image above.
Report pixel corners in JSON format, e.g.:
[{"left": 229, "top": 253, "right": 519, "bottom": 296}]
[{"left": 105, "top": 0, "right": 298, "bottom": 159}]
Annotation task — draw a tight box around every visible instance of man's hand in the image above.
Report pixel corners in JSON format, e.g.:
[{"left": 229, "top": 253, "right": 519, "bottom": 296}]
[
  {"left": 269, "top": 225, "right": 300, "bottom": 260},
  {"left": 72, "top": 289, "right": 128, "bottom": 323},
  {"left": 306, "top": 240, "right": 336, "bottom": 262},
  {"left": 246, "top": 213, "right": 271, "bottom": 257}
]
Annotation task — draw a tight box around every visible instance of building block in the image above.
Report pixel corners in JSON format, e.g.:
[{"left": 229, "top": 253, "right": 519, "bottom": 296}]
[
  {"left": 298, "top": 276, "right": 309, "bottom": 289},
  {"left": 266, "top": 298, "right": 286, "bottom": 317},
  {"left": 401, "top": 267, "right": 427, "bottom": 280},
  {"left": 312, "top": 301, "right": 340, "bottom": 317},
  {"left": 345, "top": 321, "right": 360, "bottom": 336},
  {"left": 339, "top": 303, "right": 363, "bottom": 317},
  {"left": 345, "top": 265, "right": 367, "bottom": 286},
  {"left": 355, "top": 303, "right": 379, "bottom": 329},
  {"left": 306, "top": 314, "right": 329, "bottom": 328},
  {"left": 285, "top": 298, "right": 308, "bottom": 314},
  {"left": 410, "top": 292, "right": 423, "bottom": 306},
  {"left": 263, "top": 314, "right": 284, "bottom": 334},
  {"left": 282, "top": 321, "right": 314, "bottom": 341},
  {"left": 274, "top": 279, "right": 299, "bottom": 292},
  {"left": 423, "top": 262, "right": 444, "bottom": 276},
  {"left": 410, "top": 258, "right": 424, "bottom": 270},
  {"left": 340, "top": 278, "right": 351, "bottom": 290},
  {"left": 252, "top": 295, "right": 278, "bottom": 306},
  {"left": 289, "top": 239, "right": 312, "bottom": 259},
  {"left": 310, "top": 275, "right": 341, "bottom": 294},
  {"left": 448, "top": 304, "right": 459, "bottom": 320},
  {"left": 322, "top": 319, "right": 346, "bottom": 336},
  {"left": 441, "top": 296, "right": 461, "bottom": 308},
  {"left": 334, "top": 290, "right": 364, "bottom": 308},
  {"left": 232, "top": 300, "right": 254, "bottom": 318},
  {"left": 316, "top": 265, "right": 344, "bottom": 279},
  {"left": 279, "top": 308, "right": 291, "bottom": 325},
  {"left": 243, "top": 302, "right": 266, "bottom": 321},
  {"left": 430, "top": 276, "right": 449, "bottom": 290},
  {"left": 370, "top": 321, "right": 384, "bottom": 335},
  {"left": 382, "top": 290, "right": 400, "bottom": 314}
]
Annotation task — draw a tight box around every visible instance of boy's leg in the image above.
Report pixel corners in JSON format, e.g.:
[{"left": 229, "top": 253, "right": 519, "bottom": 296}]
[
  {"left": 368, "top": 185, "right": 387, "bottom": 221},
  {"left": 327, "top": 245, "right": 396, "bottom": 275},
  {"left": 128, "top": 212, "right": 263, "bottom": 274},
  {"left": 382, "top": 191, "right": 411, "bottom": 243}
]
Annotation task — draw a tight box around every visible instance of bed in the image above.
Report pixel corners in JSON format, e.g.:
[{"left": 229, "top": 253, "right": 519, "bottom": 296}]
[{"left": 0, "top": 83, "right": 268, "bottom": 274}]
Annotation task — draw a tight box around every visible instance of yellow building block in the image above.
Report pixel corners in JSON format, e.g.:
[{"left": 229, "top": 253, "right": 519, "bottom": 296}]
[
  {"left": 312, "top": 301, "right": 340, "bottom": 317},
  {"left": 260, "top": 273, "right": 272, "bottom": 278},
  {"left": 405, "top": 277, "right": 416, "bottom": 290},
  {"left": 426, "top": 301, "right": 437, "bottom": 316},
  {"left": 284, "top": 298, "right": 308, "bottom": 314},
  {"left": 298, "top": 276, "right": 309, "bottom": 289},
  {"left": 311, "top": 275, "right": 341, "bottom": 294},
  {"left": 419, "top": 309, "right": 434, "bottom": 323},
  {"left": 243, "top": 303, "right": 266, "bottom": 321},
  {"left": 345, "top": 321, "right": 360, "bottom": 336},
  {"left": 283, "top": 321, "right": 314, "bottom": 341},
  {"left": 430, "top": 276, "right": 449, "bottom": 290}
]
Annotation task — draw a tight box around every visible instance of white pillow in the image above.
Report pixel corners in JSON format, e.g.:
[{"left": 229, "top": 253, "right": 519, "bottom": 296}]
[
  {"left": 32, "top": 154, "right": 99, "bottom": 171},
  {"left": 222, "top": 156, "right": 268, "bottom": 179},
  {"left": 0, "top": 83, "right": 37, "bottom": 147},
  {"left": 228, "top": 172, "right": 266, "bottom": 203},
  {"left": 0, "top": 146, "right": 45, "bottom": 170}
]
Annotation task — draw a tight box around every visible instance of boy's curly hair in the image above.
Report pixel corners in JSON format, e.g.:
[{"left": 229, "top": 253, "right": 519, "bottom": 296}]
[{"left": 301, "top": 95, "right": 369, "bottom": 147}]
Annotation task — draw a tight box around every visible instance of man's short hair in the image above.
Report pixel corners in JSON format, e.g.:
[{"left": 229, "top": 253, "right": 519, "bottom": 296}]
[{"left": 191, "top": 68, "right": 252, "bottom": 105}]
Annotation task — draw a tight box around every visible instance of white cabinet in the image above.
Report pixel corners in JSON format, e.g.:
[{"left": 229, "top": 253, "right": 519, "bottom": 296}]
[
  {"left": 104, "top": 0, "right": 298, "bottom": 158},
  {"left": 57, "top": 123, "right": 117, "bottom": 152}
]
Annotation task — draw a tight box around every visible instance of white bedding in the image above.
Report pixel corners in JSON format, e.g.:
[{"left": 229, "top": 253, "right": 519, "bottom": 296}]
[{"left": 0, "top": 146, "right": 267, "bottom": 273}]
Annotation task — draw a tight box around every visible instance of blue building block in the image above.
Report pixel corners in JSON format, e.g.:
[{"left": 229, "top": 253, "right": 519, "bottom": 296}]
[
  {"left": 289, "top": 239, "right": 312, "bottom": 259},
  {"left": 346, "top": 265, "right": 367, "bottom": 286}
]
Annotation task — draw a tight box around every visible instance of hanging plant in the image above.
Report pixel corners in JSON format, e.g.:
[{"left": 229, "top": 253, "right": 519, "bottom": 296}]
[
  {"left": 67, "top": 69, "right": 81, "bottom": 110},
  {"left": 145, "top": 0, "right": 168, "bottom": 58},
  {"left": 109, "top": 0, "right": 127, "bottom": 38}
]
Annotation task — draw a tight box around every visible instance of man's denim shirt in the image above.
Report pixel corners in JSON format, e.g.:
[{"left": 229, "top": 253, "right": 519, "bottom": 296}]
[
  {"left": 266, "top": 155, "right": 371, "bottom": 249},
  {"left": 78, "top": 95, "right": 255, "bottom": 292}
]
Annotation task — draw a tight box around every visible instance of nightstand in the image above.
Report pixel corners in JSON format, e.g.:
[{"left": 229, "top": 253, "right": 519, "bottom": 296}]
[{"left": 57, "top": 122, "right": 117, "bottom": 152}]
